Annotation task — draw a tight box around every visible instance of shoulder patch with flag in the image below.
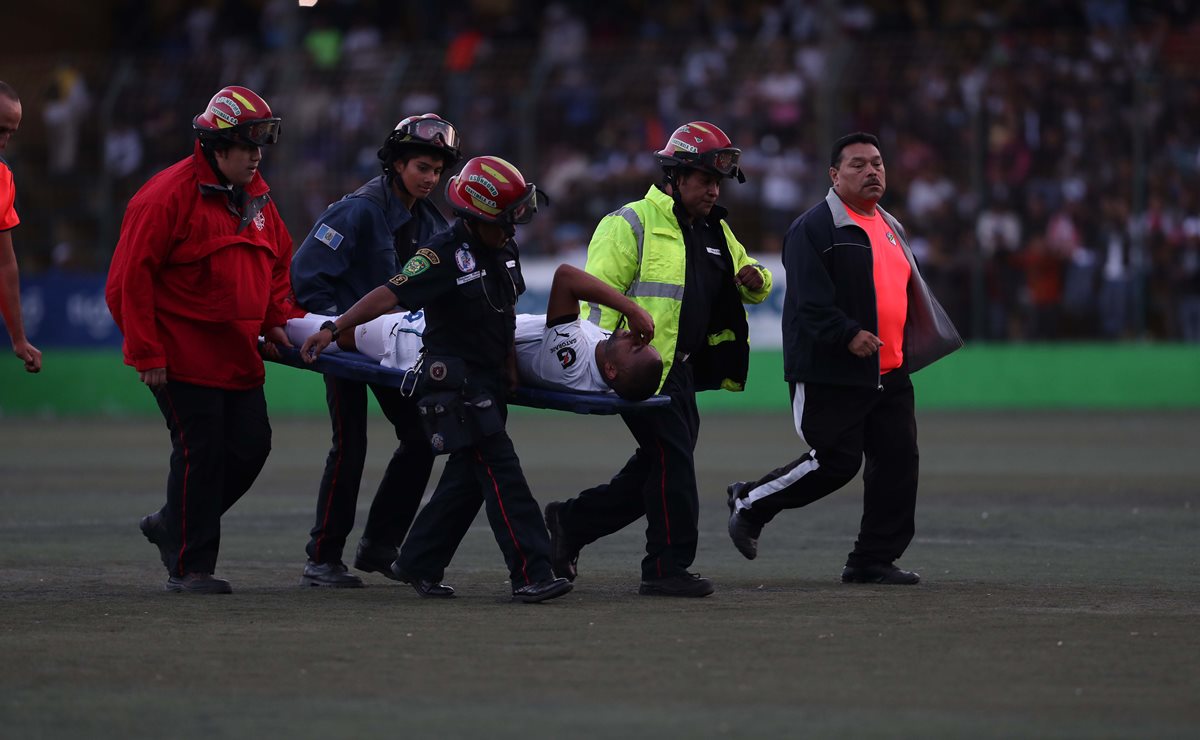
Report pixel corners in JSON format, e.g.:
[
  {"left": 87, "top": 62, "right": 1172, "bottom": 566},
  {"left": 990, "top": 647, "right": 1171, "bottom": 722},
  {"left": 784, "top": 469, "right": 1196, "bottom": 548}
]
[{"left": 314, "top": 223, "right": 344, "bottom": 250}]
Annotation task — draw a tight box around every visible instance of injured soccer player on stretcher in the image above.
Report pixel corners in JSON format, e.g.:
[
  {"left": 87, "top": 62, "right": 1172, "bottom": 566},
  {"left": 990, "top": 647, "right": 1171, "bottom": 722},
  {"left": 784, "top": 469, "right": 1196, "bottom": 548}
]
[{"left": 288, "top": 264, "right": 665, "bottom": 402}]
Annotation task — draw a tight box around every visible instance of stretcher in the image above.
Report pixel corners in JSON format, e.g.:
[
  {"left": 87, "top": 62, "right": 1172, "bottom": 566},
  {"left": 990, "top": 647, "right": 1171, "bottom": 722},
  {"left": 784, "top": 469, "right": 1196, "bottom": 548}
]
[{"left": 266, "top": 345, "right": 669, "bottom": 415}]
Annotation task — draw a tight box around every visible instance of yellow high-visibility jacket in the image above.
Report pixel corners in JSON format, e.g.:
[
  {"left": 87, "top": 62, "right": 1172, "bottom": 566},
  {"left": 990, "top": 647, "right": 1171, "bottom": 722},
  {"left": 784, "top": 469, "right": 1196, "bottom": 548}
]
[{"left": 581, "top": 185, "right": 773, "bottom": 393}]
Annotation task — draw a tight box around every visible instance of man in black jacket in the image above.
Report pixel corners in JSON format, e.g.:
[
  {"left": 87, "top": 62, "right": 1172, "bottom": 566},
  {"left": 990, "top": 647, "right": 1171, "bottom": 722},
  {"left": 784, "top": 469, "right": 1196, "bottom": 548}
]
[{"left": 726, "top": 132, "right": 962, "bottom": 584}]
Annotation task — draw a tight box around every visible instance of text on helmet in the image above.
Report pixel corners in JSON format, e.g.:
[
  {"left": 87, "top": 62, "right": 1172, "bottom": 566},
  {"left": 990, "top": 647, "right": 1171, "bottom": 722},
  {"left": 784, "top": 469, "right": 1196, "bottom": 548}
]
[
  {"left": 670, "top": 137, "right": 699, "bottom": 154},
  {"left": 464, "top": 185, "right": 498, "bottom": 211},
  {"left": 215, "top": 96, "right": 243, "bottom": 117},
  {"left": 468, "top": 173, "right": 500, "bottom": 198}
]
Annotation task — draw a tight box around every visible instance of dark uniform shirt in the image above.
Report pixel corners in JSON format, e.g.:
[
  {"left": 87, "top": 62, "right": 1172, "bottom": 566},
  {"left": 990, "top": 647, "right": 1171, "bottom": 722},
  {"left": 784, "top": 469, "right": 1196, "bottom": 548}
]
[
  {"left": 385, "top": 219, "right": 525, "bottom": 381},
  {"left": 292, "top": 175, "right": 449, "bottom": 314},
  {"left": 674, "top": 202, "right": 733, "bottom": 357},
  {"left": 393, "top": 215, "right": 419, "bottom": 262}
]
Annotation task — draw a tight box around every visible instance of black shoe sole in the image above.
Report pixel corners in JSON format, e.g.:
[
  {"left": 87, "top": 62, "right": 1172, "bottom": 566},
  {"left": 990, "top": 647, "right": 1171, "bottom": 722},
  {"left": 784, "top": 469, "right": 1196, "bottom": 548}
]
[
  {"left": 727, "top": 512, "right": 759, "bottom": 561},
  {"left": 411, "top": 585, "right": 456, "bottom": 599},
  {"left": 637, "top": 582, "right": 715, "bottom": 598},
  {"left": 165, "top": 581, "right": 233, "bottom": 595},
  {"left": 841, "top": 569, "right": 920, "bottom": 585},
  {"left": 140, "top": 515, "right": 171, "bottom": 569},
  {"left": 726, "top": 483, "right": 760, "bottom": 560},
  {"left": 513, "top": 579, "right": 573, "bottom": 604},
  {"left": 354, "top": 556, "right": 403, "bottom": 581},
  {"left": 392, "top": 566, "right": 456, "bottom": 598},
  {"left": 298, "top": 576, "right": 364, "bottom": 588}
]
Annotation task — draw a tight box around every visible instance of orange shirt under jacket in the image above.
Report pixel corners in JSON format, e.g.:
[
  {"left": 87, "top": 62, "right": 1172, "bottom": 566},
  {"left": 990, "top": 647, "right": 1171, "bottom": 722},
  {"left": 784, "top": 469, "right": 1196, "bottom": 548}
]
[
  {"left": 846, "top": 206, "right": 910, "bottom": 374},
  {"left": 0, "top": 156, "right": 19, "bottom": 231}
]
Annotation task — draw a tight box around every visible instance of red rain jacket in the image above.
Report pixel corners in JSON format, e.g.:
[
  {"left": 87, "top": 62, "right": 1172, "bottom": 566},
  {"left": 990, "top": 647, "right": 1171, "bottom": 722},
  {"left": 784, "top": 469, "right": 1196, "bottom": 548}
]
[{"left": 106, "top": 142, "right": 293, "bottom": 389}]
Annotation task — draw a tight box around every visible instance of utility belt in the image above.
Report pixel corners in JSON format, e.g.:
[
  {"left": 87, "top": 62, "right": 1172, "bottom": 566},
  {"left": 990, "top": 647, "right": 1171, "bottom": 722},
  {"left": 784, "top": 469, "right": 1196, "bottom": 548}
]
[{"left": 403, "top": 353, "right": 504, "bottom": 455}]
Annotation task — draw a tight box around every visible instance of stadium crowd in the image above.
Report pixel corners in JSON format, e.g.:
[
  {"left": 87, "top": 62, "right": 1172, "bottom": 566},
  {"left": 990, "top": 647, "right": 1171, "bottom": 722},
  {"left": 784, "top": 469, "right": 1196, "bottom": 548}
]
[{"left": 5, "top": 0, "right": 1200, "bottom": 342}]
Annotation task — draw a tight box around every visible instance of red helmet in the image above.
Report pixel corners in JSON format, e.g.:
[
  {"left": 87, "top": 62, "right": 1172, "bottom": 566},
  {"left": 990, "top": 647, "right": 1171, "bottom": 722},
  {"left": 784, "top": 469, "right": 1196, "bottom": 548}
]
[
  {"left": 378, "top": 113, "right": 462, "bottom": 172},
  {"left": 655, "top": 121, "right": 745, "bottom": 183},
  {"left": 193, "top": 86, "right": 280, "bottom": 147},
  {"left": 446, "top": 156, "right": 546, "bottom": 225}
]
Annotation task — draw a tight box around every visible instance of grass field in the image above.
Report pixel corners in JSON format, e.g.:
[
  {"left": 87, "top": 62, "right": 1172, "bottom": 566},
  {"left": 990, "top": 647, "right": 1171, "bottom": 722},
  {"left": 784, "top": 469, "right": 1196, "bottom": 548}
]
[{"left": 1, "top": 410, "right": 1197, "bottom": 739}]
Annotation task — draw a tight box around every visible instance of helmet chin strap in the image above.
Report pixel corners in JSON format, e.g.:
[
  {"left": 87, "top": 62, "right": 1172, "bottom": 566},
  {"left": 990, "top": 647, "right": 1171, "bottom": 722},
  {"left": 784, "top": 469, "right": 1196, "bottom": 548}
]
[
  {"left": 388, "top": 171, "right": 418, "bottom": 208},
  {"left": 662, "top": 166, "right": 678, "bottom": 195},
  {"left": 199, "top": 141, "right": 232, "bottom": 188}
]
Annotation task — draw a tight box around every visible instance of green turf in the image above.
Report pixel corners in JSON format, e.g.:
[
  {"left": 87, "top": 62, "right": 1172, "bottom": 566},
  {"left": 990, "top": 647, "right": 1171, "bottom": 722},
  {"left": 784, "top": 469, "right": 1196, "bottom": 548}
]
[
  {"left": 5, "top": 343, "right": 1200, "bottom": 418},
  {"left": 1, "top": 411, "right": 1197, "bottom": 739}
]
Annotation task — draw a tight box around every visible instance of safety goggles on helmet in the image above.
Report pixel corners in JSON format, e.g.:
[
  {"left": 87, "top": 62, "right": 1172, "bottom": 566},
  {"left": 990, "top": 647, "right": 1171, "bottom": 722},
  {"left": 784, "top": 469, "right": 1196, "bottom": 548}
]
[
  {"left": 701, "top": 147, "right": 741, "bottom": 178},
  {"left": 503, "top": 184, "right": 548, "bottom": 225},
  {"left": 230, "top": 118, "right": 282, "bottom": 147},
  {"left": 194, "top": 86, "right": 281, "bottom": 148},
  {"left": 447, "top": 155, "right": 550, "bottom": 226},
  {"left": 398, "top": 116, "right": 460, "bottom": 152},
  {"left": 656, "top": 121, "right": 745, "bottom": 183}
]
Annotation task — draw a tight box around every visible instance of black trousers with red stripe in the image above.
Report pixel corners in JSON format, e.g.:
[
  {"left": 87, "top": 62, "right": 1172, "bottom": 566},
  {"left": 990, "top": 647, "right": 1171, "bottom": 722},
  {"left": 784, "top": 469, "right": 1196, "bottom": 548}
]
[
  {"left": 556, "top": 361, "right": 701, "bottom": 581},
  {"left": 396, "top": 401, "right": 554, "bottom": 589},
  {"left": 306, "top": 375, "right": 434, "bottom": 564},
  {"left": 152, "top": 380, "right": 272, "bottom": 576},
  {"left": 739, "top": 370, "right": 918, "bottom": 567}
]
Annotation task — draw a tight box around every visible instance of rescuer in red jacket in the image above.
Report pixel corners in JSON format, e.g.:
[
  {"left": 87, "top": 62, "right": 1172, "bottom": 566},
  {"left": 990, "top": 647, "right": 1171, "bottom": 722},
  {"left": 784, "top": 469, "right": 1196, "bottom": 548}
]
[{"left": 106, "top": 85, "right": 293, "bottom": 594}]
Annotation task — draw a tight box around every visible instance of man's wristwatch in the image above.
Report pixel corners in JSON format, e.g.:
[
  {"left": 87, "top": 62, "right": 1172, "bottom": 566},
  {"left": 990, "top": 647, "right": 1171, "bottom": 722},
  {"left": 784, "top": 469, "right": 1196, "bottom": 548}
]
[{"left": 319, "top": 320, "right": 340, "bottom": 340}]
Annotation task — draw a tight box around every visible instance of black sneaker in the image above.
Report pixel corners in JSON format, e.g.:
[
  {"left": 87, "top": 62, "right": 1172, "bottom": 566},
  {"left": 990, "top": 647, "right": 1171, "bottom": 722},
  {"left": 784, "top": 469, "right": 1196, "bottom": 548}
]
[
  {"left": 638, "top": 572, "right": 715, "bottom": 598},
  {"left": 726, "top": 482, "right": 762, "bottom": 560},
  {"left": 165, "top": 573, "right": 232, "bottom": 594},
  {"left": 841, "top": 563, "right": 921, "bottom": 585},
  {"left": 139, "top": 511, "right": 171, "bottom": 569},
  {"left": 353, "top": 539, "right": 402, "bottom": 581},
  {"left": 512, "top": 577, "right": 573, "bottom": 604},
  {"left": 544, "top": 502, "right": 581, "bottom": 582},
  {"left": 299, "top": 560, "right": 364, "bottom": 588}
]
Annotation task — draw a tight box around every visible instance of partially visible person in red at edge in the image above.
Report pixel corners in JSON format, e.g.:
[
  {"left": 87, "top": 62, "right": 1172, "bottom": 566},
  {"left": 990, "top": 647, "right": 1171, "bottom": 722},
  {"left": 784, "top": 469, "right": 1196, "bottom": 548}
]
[
  {"left": 0, "top": 80, "right": 42, "bottom": 373},
  {"left": 105, "top": 85, "right": 293, "bottom": 595}
]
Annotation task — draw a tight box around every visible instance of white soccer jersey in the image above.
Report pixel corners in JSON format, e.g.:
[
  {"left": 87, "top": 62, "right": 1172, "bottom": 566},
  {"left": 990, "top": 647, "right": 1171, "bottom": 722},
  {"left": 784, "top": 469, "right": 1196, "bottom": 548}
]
[
  {"left": 514, "top": 314, "right": 610, "bottom": 393},
  {"left": 289, "top": 312, "right": 609, "bottom": 391}
]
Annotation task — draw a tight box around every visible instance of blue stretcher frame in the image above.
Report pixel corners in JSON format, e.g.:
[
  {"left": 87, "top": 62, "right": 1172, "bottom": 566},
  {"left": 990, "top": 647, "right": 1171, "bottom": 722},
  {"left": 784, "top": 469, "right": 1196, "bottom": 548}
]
[{"left": 265, "top": 345, "right": 669, "bottom": 415}]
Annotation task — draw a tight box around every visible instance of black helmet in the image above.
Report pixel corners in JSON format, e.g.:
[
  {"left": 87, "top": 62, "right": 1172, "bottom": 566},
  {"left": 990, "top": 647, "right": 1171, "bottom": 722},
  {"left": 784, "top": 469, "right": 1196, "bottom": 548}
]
[{"left": 377, "top": 113, "right": 461, "bottom": 174}]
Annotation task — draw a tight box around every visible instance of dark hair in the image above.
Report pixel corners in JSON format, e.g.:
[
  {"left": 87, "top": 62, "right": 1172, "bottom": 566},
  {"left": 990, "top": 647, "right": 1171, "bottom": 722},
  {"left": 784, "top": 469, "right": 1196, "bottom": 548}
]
[
  {"left": 383, "top": 144, "right": 451, "bottom": 172},
  {"left": 607, "top": 348, "right": 664, "bottom": 402},
  {"left": 378, "top": 130, "right": 457, "bottom": 177},
  {"left": 199, "top": 137, "right": 235, "bottom": 154},
  {"left": 830, "top": 132, "right": 880, "bottom": 169},
  {"left": 0, "top": 81, "right": 19, "bottom": 103}
]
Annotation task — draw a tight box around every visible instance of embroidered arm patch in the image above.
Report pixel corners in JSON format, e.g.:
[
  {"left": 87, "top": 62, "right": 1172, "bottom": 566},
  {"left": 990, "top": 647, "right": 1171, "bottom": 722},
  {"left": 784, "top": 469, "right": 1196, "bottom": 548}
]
[{"left": 315, "top": 223, "right": 344, "bottom": 250}]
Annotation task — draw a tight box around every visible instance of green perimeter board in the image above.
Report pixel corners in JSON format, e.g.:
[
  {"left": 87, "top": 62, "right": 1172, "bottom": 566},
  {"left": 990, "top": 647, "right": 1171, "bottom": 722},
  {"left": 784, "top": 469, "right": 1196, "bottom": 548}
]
[{"left": 3, "top": 344, "right": 1199, "bottom": 416}]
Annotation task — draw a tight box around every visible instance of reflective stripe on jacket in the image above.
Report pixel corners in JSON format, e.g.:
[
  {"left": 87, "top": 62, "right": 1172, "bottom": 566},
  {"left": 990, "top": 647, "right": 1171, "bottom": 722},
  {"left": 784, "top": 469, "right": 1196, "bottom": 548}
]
[{"left": 581, "top": 185, "right": 772, "bottom": 392}]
